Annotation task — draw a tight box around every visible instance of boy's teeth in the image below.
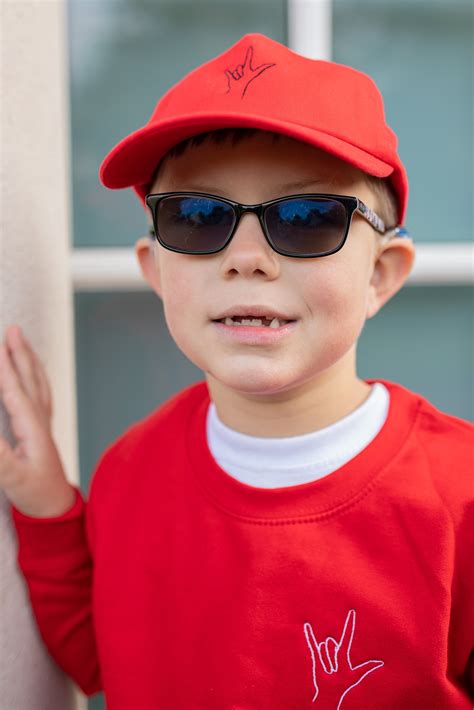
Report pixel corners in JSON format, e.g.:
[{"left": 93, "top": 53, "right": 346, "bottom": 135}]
[{"left": 223, "top": 316, "right": 288, "bottom": 328}]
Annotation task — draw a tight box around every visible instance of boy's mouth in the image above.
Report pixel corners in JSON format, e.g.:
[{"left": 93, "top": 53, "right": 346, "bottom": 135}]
[
  {"left": 212, "top": 306, "right": 297, "bottom": 329},
  {"left": 214, "top": 316, "right": 291, "bottom": 328}
]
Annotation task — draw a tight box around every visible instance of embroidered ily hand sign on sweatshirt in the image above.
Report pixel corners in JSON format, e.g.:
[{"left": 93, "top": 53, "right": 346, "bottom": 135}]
[{"left": 304, "top": 609, "right": 384, "bottom": 708}]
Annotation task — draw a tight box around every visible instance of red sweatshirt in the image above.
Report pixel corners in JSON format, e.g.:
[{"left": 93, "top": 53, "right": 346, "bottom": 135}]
[{"left": 10, "top": 379, "right": 474, "bottom": 709}]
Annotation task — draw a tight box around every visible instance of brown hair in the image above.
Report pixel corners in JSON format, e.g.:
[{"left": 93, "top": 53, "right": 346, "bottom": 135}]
[{"left": 149, "top": 128, "right": 399, "bottom": 228}]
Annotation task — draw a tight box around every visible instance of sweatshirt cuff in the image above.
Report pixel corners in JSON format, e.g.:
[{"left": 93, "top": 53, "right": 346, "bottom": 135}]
[{"left": 10, "top": 485, "right": 85, "bottom": 525}]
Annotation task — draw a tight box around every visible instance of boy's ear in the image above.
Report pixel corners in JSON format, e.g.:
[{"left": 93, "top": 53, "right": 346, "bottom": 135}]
[
  {"left": 135, "top": 235, "right": 162, "bottom": 298},
  {"left": 366, "top": 237, "right": 416, "bottom": 319}
]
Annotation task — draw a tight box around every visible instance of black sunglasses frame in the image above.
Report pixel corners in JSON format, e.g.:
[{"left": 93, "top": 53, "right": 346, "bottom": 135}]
[{"left": 145, "top": 191, "right": 409, "bottom": 259}]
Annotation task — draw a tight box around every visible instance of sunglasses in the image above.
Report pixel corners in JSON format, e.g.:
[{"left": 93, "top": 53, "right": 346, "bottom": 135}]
[{"left": 145, "top": 191, "right": 410, "bottom": 258}]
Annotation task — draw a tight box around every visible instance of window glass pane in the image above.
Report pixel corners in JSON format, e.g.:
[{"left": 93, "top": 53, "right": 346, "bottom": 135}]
[
  {"left": 74, "top": 292, "right": 202, "bottom": 485},
  {"left": 333, "top": 0, "right": 473, "bottom": 242},
  {"left": 67, "top": 0, "right": 287, "bottom": 248}
]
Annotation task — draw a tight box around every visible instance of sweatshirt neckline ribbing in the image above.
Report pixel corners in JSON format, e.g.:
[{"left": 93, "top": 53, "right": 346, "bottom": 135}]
[{"left": 186, "top": 378, "right": 422, "bottom": 522}]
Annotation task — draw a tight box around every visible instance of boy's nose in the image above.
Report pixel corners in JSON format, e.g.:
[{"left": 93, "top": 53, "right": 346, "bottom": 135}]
[{"left": 217, "top": 212, "right": 280, "bottom": 280}]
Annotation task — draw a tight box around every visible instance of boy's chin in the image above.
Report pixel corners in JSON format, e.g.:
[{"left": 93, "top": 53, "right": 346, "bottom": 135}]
[{"left": 205, "top": 366, "right": 305, "bottom": 398}]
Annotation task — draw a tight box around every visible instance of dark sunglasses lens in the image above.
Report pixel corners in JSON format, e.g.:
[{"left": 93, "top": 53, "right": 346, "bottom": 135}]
[
  {"left": 265, "top": 198, "right": 348, "bottom": 255},
  {"left": 156, "top": 195, "right": 235, "bottom": 253}
]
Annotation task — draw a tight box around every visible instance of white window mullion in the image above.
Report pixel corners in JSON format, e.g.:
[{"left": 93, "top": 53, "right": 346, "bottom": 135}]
[
  {"left": 287, "top": 0, "right": 333, "bottom": 60},
  {"left": 70, "top": 244, "right": 474, "bottom": 292}
]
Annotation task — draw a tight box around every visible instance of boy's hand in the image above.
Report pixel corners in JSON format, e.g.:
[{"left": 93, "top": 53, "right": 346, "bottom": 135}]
[{"left": 0, "top": 325, "right": 76, "bottom": 517}]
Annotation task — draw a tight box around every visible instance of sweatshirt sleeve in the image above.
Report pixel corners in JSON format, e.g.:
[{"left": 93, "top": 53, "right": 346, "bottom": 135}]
[{"left": 10, "top": 483, "right": 102, "bottom": 697}]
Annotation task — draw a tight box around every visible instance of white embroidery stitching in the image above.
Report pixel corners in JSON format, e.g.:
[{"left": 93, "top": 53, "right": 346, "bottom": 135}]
[{"left": 303, "top": 609, "right": 384, "bottom": 708}]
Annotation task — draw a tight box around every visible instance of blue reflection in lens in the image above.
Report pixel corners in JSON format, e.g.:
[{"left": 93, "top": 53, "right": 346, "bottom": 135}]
[
  {"left": 277, "top": 199, "right": 333, "bottom": 225},
  {"left": 178, "top": 197, "right": 231, "bottom": 226},
  {"left": 264, "top": 197, "right": 346, "bottom": 255}
]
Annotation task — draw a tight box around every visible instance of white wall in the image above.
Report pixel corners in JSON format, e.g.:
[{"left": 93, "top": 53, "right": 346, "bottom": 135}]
[{"left": 0, "top": 1, "right": 83, "bottom": 708}]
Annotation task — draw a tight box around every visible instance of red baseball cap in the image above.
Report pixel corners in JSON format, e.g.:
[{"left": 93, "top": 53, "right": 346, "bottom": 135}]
[{"left": 99, "top": 32, "right": 408, "bottom": 224}]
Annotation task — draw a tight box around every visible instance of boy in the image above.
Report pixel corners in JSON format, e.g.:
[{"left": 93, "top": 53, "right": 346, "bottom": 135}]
[{"left": 1, "top": 32, "right": 473, "bottom": 709}]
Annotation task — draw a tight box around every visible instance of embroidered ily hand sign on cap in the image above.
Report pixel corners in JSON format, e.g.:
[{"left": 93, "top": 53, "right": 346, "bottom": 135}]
[{"left": 224, "top": 45, "right": 276, "bottom": 99}]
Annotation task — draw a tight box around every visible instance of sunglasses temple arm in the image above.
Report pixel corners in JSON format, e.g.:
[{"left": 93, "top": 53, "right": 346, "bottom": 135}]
[
  {"left": 356, "top": 200, "right": 412, "bottom": 241},
  {"left": 381, "top": 225, "right": 412, "bottom": 241}
]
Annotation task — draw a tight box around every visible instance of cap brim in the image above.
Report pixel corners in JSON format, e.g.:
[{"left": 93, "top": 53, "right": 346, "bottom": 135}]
[
  {"left": 99, "top": 113, "right": 406, "bottom": 222},
  {"left": 101, "top": 112, "right": 395, "bottom": 180}
]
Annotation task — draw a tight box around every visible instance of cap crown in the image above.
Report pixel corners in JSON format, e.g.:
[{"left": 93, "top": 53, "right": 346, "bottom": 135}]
[
  {"left": 99, "top": 32, "right": 408, "bottom": 224},
  {"left": 154, "top": 33, "right": 397, "bottom": 159}
]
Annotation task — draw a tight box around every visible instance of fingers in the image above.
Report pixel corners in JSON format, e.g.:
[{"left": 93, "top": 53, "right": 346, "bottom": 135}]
[
  {"left": 242, "top": 45, "right": 253, "bottom": 67},
  {"left": 3, "top": 326, "right": 52, "bottom": 419},
  {"left": 324, "top": 636, "right": 338, "bottom": 672},
  {"left": 0, "top": 435, "right": 14, "bottom": 464},
  {"left": 0, "top": 433, "right": 18, "bottom": 486},
  {"left": 304, "top": 619, "right": 351, "bottom": 676},
  {"left": 5, "top": 326, "right": 38, "bottom": 403},
  {"left": 304, "top": 622, "right": 330, "bottom": 674},
  {"left": 351, "top": 658, "right": 385, "bottom": 686},
  {"left": 16, "top": 328, "right": 52, "bottom": 417},
  {"left": 0, "top": 340, "right": 45, "bottom": 449},
  {"left": 338, "top": 609, "right": 356, "bottom": 661}
]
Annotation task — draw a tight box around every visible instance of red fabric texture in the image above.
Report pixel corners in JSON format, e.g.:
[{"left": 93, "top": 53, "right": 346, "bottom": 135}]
[
  {"left": 10, "top": 379, "right": 474, "bottom": 709},
  {"left": 98, "top": 33, "right": 409, "bottom": 224}
]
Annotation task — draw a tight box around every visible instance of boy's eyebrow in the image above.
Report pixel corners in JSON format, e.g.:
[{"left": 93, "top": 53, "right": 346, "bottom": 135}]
[
  {"left": 167, "top": 178, "right": 337, "bottom": 196},
  {"left": 275, "top": 178, "right": 335, "bottom": 190}
]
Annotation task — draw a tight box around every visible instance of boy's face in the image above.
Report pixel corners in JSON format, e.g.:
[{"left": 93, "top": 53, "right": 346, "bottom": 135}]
[{"left": 137, "top": 132, "right": 413, "bottom": 404}]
